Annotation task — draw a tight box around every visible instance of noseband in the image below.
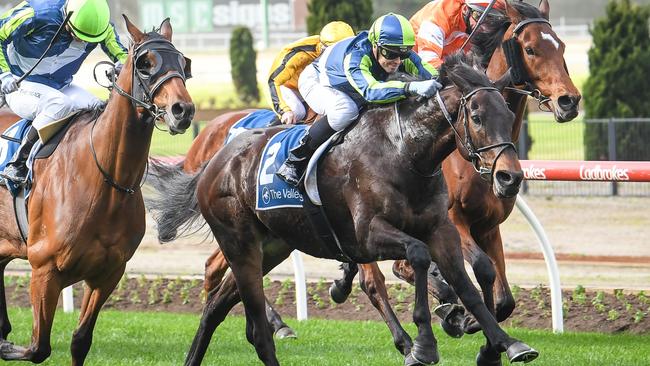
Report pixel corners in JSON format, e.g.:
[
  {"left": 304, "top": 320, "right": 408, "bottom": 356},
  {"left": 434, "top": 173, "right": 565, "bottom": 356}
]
[
  {"left": 436, "top": 87, "right": 516, "bottom": 181},
  {"left": 502, "top": 17, "right": 553, "bottom": 110}
]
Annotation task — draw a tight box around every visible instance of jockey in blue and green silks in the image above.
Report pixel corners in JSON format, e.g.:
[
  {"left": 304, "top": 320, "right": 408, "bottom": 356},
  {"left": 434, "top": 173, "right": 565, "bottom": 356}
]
[
  {"left": 0, "top": 0, "right": 127, "bottom": 184},
  {"left": 276, "top": 13, "right": 442, "bottom": 187}
]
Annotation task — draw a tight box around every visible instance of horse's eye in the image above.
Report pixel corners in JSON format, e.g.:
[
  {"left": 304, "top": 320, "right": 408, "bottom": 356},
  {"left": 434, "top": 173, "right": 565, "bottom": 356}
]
[
  {"left": 525, "top": 47, "right": 535, "bottom": 56},
  {"left": 471, "top": 114, "right": 481, "bottom": 124}
]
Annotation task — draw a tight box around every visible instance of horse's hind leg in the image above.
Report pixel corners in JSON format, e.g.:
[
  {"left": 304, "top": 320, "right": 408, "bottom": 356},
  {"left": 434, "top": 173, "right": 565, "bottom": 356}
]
[
  {"left": 204, "top": 248, "right": 294, "bottom": 339},
  {"left": 328, "top": 262, "right": 358, "bottom": 304},
  {"left": 0, "top": 260, "right": 14, "bottom": 341},
  {"left": 0, "top": 266, "right": 61, "bottom": 363},
  {"left": 70, "top": 264, "right": 126, "bottom": 366},
  {"left": 431, "top": 220, "right": 538, "bottom": 364},
  {"left": 358, "top": 262, "right": 412, "bottom": 356},
  {"left": 392, "top": 260, "right": 465, "bottom": 338}
]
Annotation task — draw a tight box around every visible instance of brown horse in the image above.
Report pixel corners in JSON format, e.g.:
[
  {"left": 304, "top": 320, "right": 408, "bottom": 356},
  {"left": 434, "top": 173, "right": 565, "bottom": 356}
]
[
  {"left": 0, "top": 17, "right": 194, "bottom": 364},
  {"left": 148, "top": 53, "right": 537, "bottom": 366},
  {"left": 0, "top": 110, "right": 20, "bottom": 133}
]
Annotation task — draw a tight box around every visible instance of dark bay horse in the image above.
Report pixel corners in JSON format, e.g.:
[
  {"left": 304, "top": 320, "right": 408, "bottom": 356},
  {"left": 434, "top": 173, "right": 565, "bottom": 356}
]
[
  {"left": 167, "top": 0, "right": 580, "bottom": 352},
  {"left": 148, "top": 53, "right": 537, "bottom": 366},
  {"left": 0, "top": 17, "right": 194, "bottom": 364},
  {"left": 329, "top": 0, "right": 582, "bottom": 337}
]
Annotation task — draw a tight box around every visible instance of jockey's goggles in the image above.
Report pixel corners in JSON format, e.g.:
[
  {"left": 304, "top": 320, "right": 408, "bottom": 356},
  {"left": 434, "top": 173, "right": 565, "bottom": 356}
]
[
  {"left": 379, "top": 45, "right": 411, "bottom": 60},
  {"left": 470, "top": 9, "right": 502, "bottom": 22}
]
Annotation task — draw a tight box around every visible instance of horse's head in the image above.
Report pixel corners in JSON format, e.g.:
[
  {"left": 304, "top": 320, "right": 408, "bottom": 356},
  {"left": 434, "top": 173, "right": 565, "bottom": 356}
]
[
  {"left": 121, "top": 16, "right": 195, "bottom": 134},
  {"left": 475, "top": 0, "right": 581, "bottom": 122},
  {"left": 439, "top": 54, "right": 522, "bottom": 198}
]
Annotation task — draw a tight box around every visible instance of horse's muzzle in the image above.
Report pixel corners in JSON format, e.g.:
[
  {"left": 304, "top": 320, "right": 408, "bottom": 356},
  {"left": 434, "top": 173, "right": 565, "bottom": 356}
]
[
  {"left": 554, "top": 94, "right": 581, "bottom": 123},
  {"left": 493, "top": 169, "right": 523, "bottom": 198},
  {"left": 170, "top": 102, "right": 195, "bottom": 132}
]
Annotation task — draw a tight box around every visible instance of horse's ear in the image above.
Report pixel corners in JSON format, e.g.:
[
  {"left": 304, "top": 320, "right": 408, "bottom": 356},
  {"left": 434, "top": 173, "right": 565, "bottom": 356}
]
[
  {"left": 505, "top": 0, "right": 521, "bottom": 22},
  {"left": 446, "top": 67, "right": 471, "bottom": 94},
  {"left": 159, "top": 18, "right": 173, "bottom": 41},
  {"left": 493, "top": 68, "right": 512, "bottom": 92},
  {"left": 123, "top": 14, "right": 144, "bottom": 44},
  {"left": 538, "top": 0, "right": 550, "bottom": 21}
]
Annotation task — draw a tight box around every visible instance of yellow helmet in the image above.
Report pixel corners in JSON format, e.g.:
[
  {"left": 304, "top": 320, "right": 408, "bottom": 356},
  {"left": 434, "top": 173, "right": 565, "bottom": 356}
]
[{"left": 319, "top": 21, "right": 355, "bottom": 47}]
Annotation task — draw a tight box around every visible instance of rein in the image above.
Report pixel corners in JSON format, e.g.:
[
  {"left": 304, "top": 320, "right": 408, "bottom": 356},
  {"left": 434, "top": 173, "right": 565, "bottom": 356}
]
[{"left": 501, "top": 17, "right": 553, "bottom": 110}]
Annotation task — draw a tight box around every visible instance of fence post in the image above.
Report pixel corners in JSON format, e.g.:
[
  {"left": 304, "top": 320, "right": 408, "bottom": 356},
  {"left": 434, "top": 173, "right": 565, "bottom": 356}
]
[
  {"left": 607, "top": 118, "right": 618, "bottom": 196},
  {"left": 518, "top": 119, "right": 529, "bottom": 194}
]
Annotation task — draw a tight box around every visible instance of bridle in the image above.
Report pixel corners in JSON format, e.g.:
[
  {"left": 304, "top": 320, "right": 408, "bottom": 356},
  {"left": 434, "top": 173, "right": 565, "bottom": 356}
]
[
  {"left": 90, "top": 35, "right": 191, "bottom": 194},
  {"left": 501, "top": 17, "right": 554, "bottom": 111},
  {"left": 435, "top": 87, "right": 516, "bottom": 181}
]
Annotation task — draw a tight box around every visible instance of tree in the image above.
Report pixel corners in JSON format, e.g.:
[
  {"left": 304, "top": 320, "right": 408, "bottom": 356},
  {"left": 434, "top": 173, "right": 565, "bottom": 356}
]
[
  {"left": 306, "top": 0, "right": 373, "bottom": 35},
  {"left": 583, "top": 0, "right": 650, "bottom": 160},
  {"left": 230, "top": 26, "right": 259, "bottom": 105}
]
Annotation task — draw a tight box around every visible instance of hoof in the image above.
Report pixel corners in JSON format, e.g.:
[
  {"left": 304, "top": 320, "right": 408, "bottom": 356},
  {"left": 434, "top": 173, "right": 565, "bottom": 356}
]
[
  {"left": 404, "top": 351, "right": 438, "bottom": 366},
  {"left": 463, "top": 316, "right": 482, "bottom": 334},
  {"left": 476, "top": 346, "right": 502, "bottom": 366},
  {"left": 274, "top": 326, "right": 297, "bottom": 339},
  {"left": 506, "top": 341, "right": 538, "bottom": 363},
  {"left": 0, "top": 340, "right": 27, "bottom": 361},
  {"left": 329, "top": 282, "right": 351, "bottom": 304},
  {"left": 434, "top": 303, "right": 465, "bottom": 338}
]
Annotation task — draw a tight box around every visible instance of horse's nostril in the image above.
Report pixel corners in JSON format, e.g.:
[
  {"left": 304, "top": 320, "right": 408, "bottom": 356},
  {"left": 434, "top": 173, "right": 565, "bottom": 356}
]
[
  {"left": 558, "top": 95, "right": 580, "bottom": 111},
  {"left": 172, "top": 102, "right": 195, "bottom": 120},
  {"left": 496, "top": 170, "right": 523, "bottom": 187}
]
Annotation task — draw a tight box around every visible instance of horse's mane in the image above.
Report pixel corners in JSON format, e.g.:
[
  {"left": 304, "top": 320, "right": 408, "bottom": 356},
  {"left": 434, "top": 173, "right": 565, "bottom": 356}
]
[
  {"left": 438, "top": 52, "right": 492, "bottom": 90},
  {"left": 471, "top": 1, "right": 545, "bottom": 66}
]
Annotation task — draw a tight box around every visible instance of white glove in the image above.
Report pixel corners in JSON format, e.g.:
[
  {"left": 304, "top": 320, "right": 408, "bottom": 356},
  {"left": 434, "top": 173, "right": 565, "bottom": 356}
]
[
  {"left": 280, "top": 110, "right": 298, "bottom": 124},
  {"left": 0, "top": 72, "right": 18, "bottom": 94},
  {"left": 405, "top": 79, "right": 442, "bottom": 98}
]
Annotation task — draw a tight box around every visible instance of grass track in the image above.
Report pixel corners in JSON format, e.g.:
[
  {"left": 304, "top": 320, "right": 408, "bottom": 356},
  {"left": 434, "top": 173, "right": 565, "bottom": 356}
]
[{"left": 7, "top": 308, "right": 649, "bottom": 365}]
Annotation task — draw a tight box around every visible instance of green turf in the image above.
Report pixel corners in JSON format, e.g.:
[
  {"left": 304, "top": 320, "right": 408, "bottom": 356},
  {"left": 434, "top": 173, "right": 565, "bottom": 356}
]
[
  {"left": 6, "top": 308, "right": 649, "bottom": 365},
  {"left": 527, "top": 113, "right": 585, "bottom": 160}
]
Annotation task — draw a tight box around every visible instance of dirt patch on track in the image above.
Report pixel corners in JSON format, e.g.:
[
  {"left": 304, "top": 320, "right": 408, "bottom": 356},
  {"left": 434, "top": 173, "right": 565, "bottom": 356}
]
[{"left": 5, "top": 276, "right": 649, "bottom": 334}]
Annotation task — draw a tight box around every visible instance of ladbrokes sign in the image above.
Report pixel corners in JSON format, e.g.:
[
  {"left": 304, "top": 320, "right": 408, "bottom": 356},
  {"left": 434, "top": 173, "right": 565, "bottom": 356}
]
[{"left": 579, "top": 164, "right": 630, "bottom": 181}]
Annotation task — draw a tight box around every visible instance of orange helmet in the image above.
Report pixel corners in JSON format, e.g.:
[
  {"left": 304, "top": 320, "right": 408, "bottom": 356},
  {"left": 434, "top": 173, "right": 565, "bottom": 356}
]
[{"left": 466, "top": 0, "right": 506, "bottom": 18}]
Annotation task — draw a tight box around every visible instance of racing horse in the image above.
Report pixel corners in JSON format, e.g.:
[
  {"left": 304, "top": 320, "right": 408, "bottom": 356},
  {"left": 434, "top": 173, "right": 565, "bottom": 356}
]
[
  {"left": 328, "top": 0, "right": 582, "bottom": 340},
  {"left": 0, "top": 17, "right": 193, "bottom": 364},
  {"left": 162, "top": 0, "right": 580, "bottom": 354},
  {"left": 148, "top": 53, "right": 538, "bottom": 366}
]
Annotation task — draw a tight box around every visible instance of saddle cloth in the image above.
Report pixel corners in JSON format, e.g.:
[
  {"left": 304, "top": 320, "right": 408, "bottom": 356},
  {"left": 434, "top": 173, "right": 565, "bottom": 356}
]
[
  {"left": 256, "top": 125, "right": 309, "bottom": 210},
  {"left": 225, "top": 109, "right": 279, "bottom": 145}
]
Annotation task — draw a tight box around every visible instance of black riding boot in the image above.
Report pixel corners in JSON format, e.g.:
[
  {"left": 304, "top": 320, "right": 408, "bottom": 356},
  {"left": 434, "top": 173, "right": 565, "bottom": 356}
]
[
  {"left": 276, "top": 116, "right": 336, "bottom": 187},
  {"left": 1, "top": 126, "right": 39, "bottom": 184}
]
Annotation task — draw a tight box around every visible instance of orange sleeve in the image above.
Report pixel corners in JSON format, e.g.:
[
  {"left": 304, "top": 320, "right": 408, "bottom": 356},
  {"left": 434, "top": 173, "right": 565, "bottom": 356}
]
[{"left": 411, "top": 0, "right": 466, "bottom": 68}]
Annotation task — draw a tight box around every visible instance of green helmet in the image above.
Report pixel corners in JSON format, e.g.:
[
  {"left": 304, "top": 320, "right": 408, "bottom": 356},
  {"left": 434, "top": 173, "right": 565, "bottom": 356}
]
[
  {"left": 368, "top": 13, "right": 415, "bottom": 52},
  {"left": 66, "top": 0, "right": 111, "bottom": 43}
]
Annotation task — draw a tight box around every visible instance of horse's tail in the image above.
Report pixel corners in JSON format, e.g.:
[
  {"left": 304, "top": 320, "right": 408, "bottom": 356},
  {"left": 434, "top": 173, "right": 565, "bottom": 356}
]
[{"left": 146, "top": 159, "right": 204, "bottom": 243}]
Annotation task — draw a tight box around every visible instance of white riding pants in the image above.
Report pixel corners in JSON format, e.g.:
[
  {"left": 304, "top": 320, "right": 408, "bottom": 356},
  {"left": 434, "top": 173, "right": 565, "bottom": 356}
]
[
  {"left": 5, "top": 80, "right": 102, "bottom": 131},
  {"left": 298, "top": 64, "right": 358, "bottom": 131},
  {"left": 278, "top": 85, "right": 306, "bottom": 121}
]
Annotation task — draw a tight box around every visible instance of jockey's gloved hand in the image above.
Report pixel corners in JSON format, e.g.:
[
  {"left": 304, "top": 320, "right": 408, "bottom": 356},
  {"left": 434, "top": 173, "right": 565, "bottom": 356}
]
[
  {"left": 281, "top": 110, "right": 298, "bottom": 124},
  {"left": 405, "top": 79, "right": 442, "bottom": 98},
  {"left": 0, "top": 72, "right": 18, "bottom": 94}
]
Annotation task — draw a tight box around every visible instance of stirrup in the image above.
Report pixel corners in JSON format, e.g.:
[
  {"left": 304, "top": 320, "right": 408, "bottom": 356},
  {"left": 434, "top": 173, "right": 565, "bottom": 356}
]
[{"left": 0, "top": 165, "right": 28, "bottom": 184}]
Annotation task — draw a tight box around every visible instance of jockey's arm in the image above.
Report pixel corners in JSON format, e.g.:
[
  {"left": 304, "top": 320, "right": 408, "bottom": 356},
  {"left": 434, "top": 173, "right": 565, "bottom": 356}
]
[
  {"left": 268, "top": 51, "right": 311, "bottom": 116},
  {"left": 413, "top": 19, "right": 447, "bottom": 69},
  {"left": 344, "top": 53, "right": 410, "bottom": 104},
  {"left": 100, "top": 23, "right": 128, "bottom": 65},
  {"left": 0, "top": 4, "right": 35, "bottom": 74},
  {"left": 402, "top": 53, "right": 439, "bottom": 80}
]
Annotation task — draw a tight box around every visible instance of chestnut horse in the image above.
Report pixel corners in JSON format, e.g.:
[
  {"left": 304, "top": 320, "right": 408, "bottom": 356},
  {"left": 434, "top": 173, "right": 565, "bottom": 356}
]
[
  {"left": 149, "top": 54, "right": 538, "bottom": 366},
  {"left": 0, "top": 110, "right": 20, "bottom": 133},
  {"left": 165, "top": 0, "right": 580, "bottom": 351},
  {"left": 0, "top": 17, "right": 194, "bottom": 364}
]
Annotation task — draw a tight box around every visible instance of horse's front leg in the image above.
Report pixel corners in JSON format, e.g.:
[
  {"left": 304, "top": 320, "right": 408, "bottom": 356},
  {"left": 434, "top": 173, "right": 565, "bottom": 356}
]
[
  {"left": 0, "top": 261, "right": 13, "bottom": 341},
  {"left": 430, "top": 219, "right": 538, "bottom": 364},
  {"left": 70, "top": 264, "right": 126, "bottom": 366},
  {"left": 328, "top": 262, "right": 358, "bottom": 304},
  {"left": 0, "top": 266, "right": 60, "bottom": 363},
  {"left": 358, "top": 262, "right": 413, "bottom": 356},
  {"left": 366, "top": 217, "right": 438, "bottom": 366},
  {"left": 476, "top": 227, "right": 515, "bottom": 322}
]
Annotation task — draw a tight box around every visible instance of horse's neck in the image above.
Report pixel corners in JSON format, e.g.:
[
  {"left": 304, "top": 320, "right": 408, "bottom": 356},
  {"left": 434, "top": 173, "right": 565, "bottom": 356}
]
[
  {"left": 90, "top": 74, "right": 153, "bottom": 191},
  {"left": 486, "top": 54, "right": 528, "bottom": 141}
]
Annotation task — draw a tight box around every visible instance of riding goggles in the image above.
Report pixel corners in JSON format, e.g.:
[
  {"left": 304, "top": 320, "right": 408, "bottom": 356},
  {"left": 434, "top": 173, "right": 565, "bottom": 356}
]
[{"left": 379, "top": 45, "right": 411, "bottom": 60}]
